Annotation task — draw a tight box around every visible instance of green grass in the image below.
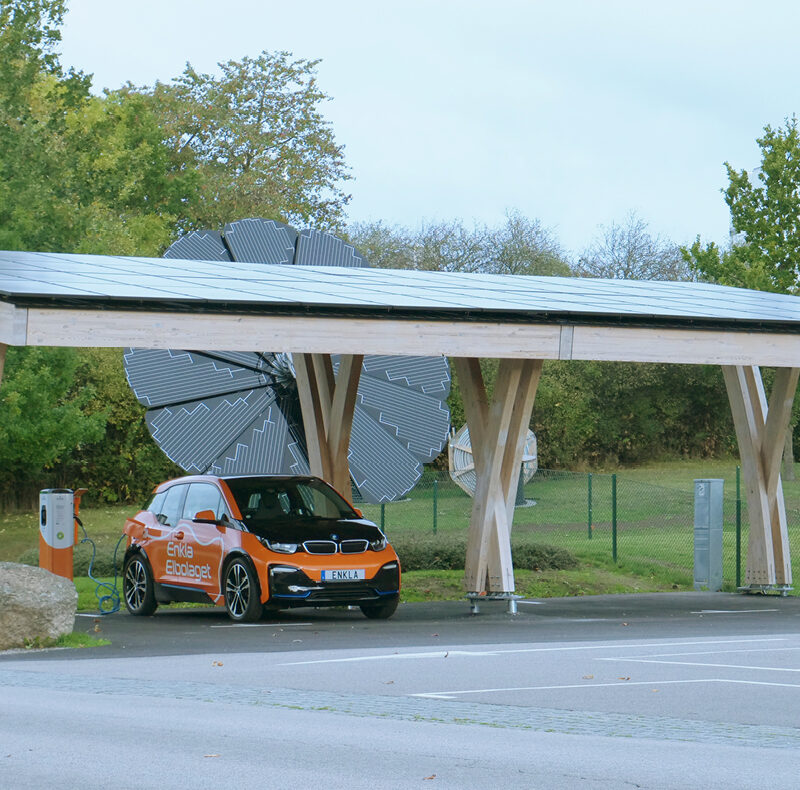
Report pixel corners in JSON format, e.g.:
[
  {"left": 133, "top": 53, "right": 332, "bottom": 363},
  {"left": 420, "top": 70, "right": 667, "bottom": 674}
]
[
  {"left": 400, "top": 564, "right": 688, "bottom": 602},
  {"left": 16, "top": 631, "right": 111, "bottom": 650}
]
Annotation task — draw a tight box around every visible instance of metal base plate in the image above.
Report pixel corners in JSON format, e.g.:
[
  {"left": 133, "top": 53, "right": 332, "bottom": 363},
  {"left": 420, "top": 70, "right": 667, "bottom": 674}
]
[
  {"left": 466, "top": 592, "right": 522, "bottom": 615},
  {"left": 738, "top": 584, "right": 794, "bottom": 597}
]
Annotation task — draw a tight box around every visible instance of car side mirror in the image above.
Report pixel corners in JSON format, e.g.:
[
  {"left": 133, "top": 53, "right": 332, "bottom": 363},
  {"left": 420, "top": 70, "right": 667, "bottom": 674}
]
[{"left": 193, "top": 509, "right": 218, "bottom": 523}]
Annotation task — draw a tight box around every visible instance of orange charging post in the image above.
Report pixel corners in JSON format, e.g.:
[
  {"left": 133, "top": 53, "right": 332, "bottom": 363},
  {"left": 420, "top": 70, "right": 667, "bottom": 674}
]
[{"left": 39, "top": 488, "right": 87, "bottom": 581}]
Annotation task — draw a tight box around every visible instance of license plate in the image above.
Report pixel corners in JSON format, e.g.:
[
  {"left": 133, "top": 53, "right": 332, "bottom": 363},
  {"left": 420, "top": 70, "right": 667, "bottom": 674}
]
[{"left": 322, "top": 569, "right": 365, "bottom": 582}]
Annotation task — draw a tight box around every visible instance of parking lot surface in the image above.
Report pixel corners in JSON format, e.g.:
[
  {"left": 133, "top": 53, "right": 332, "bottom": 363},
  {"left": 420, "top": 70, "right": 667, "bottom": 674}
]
[{"left": 3, "top": 592, "right": 800, "bottom": 789}]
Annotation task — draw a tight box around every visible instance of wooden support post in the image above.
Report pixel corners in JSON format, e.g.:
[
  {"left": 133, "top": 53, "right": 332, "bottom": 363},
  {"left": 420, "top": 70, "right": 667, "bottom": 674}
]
[
  {"left": 454, "top": 357, "right": 543, "bottom": 593},
  {"left": 722, "top": 365, "right": 799, "bottom": 586},
  {"left": 293, "top": 353, "right": 363, "bottom": 497}
]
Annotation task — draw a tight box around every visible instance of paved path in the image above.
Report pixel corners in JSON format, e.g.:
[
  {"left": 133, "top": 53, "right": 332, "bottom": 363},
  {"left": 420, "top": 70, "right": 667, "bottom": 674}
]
[{"left": 2, "top": 592, "right": 800, "bottom": 788}]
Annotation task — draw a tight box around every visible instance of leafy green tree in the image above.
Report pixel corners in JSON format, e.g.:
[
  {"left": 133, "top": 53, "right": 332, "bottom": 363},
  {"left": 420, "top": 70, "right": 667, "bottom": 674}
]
[
  {"left": 55, "top": 349, "right": 181, "bottom": 504},
  {"left": 683, "top": 117, "right": 800, "bottom": 475},
  {"left": 137, "top": 51, "right": 351, "bottom": 231},
  {"left": 683, "top": 117, "right": 800, "bottom": 293},
  {"left": 0, "top": 1, "right": 196, "bottom": 255},
  {"left": 0, "top": 347, "right": 106, "bottom": 506}
]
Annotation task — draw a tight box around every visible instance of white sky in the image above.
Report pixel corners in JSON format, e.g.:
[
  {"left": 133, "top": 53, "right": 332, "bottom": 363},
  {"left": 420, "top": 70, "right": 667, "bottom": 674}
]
[{"left": 58, "top": 0, "right": 800, "bottom": 257}]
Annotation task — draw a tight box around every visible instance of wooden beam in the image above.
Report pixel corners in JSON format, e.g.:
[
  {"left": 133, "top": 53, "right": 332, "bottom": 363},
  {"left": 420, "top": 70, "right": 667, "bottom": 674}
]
[
  {"left": 293, "top": 353, "right": 363, "bottom": 497},
  {"left": 15, "top": 305, "right": 800, "bottom": 365},
  {"left": 723, "top": 365, "right": 798, "bottom": 586},
  {"left": 454, "top": 357, "right": 542, "bottom": 593}
]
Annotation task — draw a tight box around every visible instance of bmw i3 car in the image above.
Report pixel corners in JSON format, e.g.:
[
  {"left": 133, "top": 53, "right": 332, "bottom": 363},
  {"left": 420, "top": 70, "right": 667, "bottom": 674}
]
[{"left": 122, "top": 474, "right": 400, "bottom": 621}]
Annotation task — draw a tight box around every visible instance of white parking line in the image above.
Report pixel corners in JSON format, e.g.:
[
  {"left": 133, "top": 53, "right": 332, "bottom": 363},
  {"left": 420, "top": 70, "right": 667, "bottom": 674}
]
[
  {"left": 210, "top": 622, "right": 313, "bottom": 628},
  {"left": 412, "top": 677, "right": 800, "bottom": 700},
  {"left": 598, "top": 658, "right": 800, "bottom": 673},
  {"left": 691, "top": 609, "right": 779, "bottom": 614},
  {"left": 600, "top": 646, "right": 800, "bottom": 659},
  {"left": 279, "top": 637, "right": 786, "bottom": 665}
]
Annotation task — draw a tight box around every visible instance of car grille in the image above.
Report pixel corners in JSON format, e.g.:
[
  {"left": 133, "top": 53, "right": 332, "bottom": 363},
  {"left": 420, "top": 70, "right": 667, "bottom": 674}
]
[
  {"left": 302, "top": 539, "right": 370, "bottom": 555},
  {"left": 303, "top": 540, "right": 337, "bottom": 554},
  {"left": 307, "top": 583, "right": 382, "bottom": 602},
  {"left": 340, "top": 539, "right": 369, "bottom": 554}
]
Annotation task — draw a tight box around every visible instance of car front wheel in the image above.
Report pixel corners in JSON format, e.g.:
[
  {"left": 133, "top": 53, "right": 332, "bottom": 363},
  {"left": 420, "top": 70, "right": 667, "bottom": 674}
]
[
  {"left": 224, "top": 557, "right": 262, "bottom": 622},
  {"left": 360, "top": 595, "right": 399, "bottom": 620},
  {"left": 123, "top": 553, "right": 158, "bottom": 616}
]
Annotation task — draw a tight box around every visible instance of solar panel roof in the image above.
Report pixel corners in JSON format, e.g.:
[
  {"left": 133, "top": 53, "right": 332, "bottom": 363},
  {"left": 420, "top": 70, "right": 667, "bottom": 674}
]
[{"left": 2, "top": 249, "right": 800, "bottom": 331}]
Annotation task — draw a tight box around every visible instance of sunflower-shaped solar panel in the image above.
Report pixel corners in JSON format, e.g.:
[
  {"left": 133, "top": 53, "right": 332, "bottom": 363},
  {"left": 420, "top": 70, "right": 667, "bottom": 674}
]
[{"left": 124, "top": 218, "right": 451, "bottom": 503}]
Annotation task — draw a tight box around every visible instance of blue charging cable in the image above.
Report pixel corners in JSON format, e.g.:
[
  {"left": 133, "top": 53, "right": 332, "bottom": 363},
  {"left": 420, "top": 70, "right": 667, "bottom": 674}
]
[{"left": 75, "top": 515, "right": 125, "bottom": 614}]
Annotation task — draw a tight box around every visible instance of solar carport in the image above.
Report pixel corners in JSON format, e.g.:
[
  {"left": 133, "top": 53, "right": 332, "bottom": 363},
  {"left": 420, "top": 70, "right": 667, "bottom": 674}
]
[{"left": 1, "top": 249, "right": 799, "bottom": 594}]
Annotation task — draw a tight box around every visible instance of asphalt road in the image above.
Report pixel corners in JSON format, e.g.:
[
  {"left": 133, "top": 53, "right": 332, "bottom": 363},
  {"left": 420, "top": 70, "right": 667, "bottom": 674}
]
[{"left": 3, "top": 592, "right": 800, "bottom": 789}]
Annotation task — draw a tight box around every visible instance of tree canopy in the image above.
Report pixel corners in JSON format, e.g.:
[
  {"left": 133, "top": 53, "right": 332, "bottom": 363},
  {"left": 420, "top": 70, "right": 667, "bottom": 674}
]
[
  {"left": 134, "top": 51, "right": 352, "bottom": 231},
  {"left": 348, "top": 212, "right": 571, "bottom": 276},
  {"left": 683, "top": 117, "right": 800, "bottom": 293},
  {"left": 577, "top": 212, "right": 692, "bottom": 281}
]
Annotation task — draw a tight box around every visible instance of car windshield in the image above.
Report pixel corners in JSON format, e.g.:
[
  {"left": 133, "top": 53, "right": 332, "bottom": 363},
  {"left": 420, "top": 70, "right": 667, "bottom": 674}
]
[{"left": 224, "top": 477, "right": 359, "bottom": 531}]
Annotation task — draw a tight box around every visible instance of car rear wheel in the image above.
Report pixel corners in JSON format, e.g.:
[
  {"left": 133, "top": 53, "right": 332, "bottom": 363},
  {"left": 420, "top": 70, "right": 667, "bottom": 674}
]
[
  {"left": 360, "top": 595, "right": 399, "bottom": 620},
  {"left": 224, "top": 557, "right": 262, "bottom": 622},
  {"left": 123, "top": 553, "right": 158, "bottom": 616}
]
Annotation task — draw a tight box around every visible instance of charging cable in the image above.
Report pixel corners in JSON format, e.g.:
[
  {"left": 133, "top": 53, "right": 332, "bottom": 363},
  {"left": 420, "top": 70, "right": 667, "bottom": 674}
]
[{"left": 75, "top": 515, "right": 125, "bottom": 614}]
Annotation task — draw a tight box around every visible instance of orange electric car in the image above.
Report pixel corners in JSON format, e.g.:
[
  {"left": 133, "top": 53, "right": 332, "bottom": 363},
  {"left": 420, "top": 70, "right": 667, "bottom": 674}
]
[{"left": 122, "top": 474, "right": 400, "bottom": 621}]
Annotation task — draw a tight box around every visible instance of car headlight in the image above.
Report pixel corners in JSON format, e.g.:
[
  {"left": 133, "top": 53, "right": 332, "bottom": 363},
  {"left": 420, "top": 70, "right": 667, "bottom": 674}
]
[
  {"left": 369, "top": 534, "right": 388, "bottom": 551},
  {"left": 261, "top": 538, "right": 298, "bottom": 554}
]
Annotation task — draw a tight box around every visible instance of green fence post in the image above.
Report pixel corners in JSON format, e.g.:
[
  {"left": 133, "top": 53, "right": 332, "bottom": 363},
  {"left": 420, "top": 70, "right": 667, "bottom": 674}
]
[
  {"left": 433, "top": 478, "right": 438, "bottom": 535},
  {"left": 735, "top": 465, "right": 741, "bottom": 589},
  {"left": 612, "top": 473, "right": 617, "bottom": 563},
  {"left": 588, "top": 472, "right": 593, "bottom": 539},
  {"left": 380, "top": 502, "right": 385, "bottom": 531}
]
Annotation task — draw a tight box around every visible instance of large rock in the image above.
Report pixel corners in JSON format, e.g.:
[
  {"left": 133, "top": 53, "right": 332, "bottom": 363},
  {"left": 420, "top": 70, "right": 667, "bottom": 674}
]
[{"left": 0, "top": 562, "right": 77, "bottom": 650}]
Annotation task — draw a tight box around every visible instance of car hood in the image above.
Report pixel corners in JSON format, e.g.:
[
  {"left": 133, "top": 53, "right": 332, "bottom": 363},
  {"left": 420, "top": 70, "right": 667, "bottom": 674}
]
[{"left": 246, "top": 517, "right": 384, "bottom": 543}]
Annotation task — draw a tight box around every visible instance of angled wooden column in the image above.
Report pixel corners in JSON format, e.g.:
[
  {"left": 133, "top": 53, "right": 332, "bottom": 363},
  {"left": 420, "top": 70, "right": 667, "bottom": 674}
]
[
  {"left": 722, "top": 365, "right": 799, "bottom": 586},
  {"left": 453, "top": 357, "right": 543, "bottom": 592},
  {"left": 293, "top": 353, "right": 363, "bottom": 497}
]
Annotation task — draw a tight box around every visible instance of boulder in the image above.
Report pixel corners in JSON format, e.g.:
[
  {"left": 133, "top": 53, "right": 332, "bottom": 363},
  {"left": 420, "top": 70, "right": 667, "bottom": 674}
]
[{"left": 0, "top": 562, "right": 77, "bottom": 650}]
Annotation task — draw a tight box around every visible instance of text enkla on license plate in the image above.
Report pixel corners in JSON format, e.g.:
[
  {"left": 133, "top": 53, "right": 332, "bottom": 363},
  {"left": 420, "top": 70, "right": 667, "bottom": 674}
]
[{"left": 322, "top": 569, "right": 365, "bottom": 581}]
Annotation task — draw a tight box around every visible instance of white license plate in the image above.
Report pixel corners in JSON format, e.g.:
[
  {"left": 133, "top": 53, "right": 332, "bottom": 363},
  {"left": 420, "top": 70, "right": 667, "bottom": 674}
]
[{"left": 322, "top": 569, "right": 365, "bottom": 582}]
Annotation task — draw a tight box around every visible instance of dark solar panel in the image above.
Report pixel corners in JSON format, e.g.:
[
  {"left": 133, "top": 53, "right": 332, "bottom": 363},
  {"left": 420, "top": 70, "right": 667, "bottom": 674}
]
[
  {"left": 3, "top": 249, "right": 800, "bottom": 326},
  {"left": 163, "top": 230, "right": 232, "bottom": 262},
  {"left": 295, "top": 228, "right": 367, "bottom": 267},
  {"left": 223, "top": 218, "right": 297, "bottom": 265}
]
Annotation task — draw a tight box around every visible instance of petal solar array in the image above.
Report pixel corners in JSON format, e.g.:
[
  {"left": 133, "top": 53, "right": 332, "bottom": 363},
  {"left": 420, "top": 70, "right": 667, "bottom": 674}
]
[{"left": 123, "top": 219, "right": 451, "bottom": 503}]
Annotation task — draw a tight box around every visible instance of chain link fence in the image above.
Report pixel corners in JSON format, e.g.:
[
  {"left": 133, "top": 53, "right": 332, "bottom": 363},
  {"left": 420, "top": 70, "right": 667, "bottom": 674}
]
[{"left": 357, "top": 468, "right": 800, "bottom": 593}]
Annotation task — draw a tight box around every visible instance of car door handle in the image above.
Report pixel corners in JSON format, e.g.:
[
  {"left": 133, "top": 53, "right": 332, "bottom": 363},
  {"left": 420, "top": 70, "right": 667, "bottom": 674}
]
[{"left": 174, "top": 531, "right": 184, "bottom": 540}]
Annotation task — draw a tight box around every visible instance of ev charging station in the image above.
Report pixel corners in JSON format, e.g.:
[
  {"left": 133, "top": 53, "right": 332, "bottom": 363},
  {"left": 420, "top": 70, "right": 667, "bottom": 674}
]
[
  {"left": 694, "top": 478, "right": 724, "bottom": 592},
  {"left": 39, "top": 488, "right": 87, "bottom": 581}
]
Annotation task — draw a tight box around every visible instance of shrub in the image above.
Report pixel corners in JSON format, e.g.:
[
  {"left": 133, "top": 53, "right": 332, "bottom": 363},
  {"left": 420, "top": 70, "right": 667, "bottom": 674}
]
[
  {"left": 391, "top": 533, "right": 577, "bottom": 572},
  {"left": 17, "top": 538, "right": 125, "bottom": 578}
]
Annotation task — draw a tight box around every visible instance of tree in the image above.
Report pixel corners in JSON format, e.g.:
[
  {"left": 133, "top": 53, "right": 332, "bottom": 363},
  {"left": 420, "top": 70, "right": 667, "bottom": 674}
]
[
  {"left": 137, "top": 51, "right": 352, "bottom": 231},
  {"left": 682, "top": 117, "right": 800, "bottom": 293},
  {"left": 683, "top": 117, "right": 800, "bottom": 477},
  {"left": 577, "top": 212, "right": 691, "bottom": 281},
  {"left": 348, "top": 212, "right": 570, "bottom": 275},
  {"left": 0, "top": 347, "right": 106, "bottom": 506},
  {"left": 485, "top": 210, "right": 570, "bottom": 276}
]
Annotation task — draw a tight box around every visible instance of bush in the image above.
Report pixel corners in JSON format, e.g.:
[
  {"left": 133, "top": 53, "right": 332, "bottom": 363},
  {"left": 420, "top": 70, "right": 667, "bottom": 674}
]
[
  {"left": 391, "top": 533, "right": 577, "bottom": 572},
  {"left": 17, "top": 538, "right": 126, "bottom": 578}
]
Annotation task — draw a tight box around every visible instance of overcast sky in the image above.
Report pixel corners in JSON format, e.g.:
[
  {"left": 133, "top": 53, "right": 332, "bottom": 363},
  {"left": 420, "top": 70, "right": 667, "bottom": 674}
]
[{"left": 58, "top": 0, "right": 800, "bottom": 258}]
